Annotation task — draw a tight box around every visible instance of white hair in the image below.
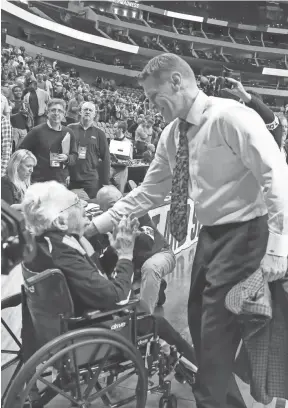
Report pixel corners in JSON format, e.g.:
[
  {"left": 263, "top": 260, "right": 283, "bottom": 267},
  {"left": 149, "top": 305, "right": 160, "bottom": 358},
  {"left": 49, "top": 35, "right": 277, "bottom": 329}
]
[
  {"left": 81, "top": 101, "right": 96, "bottom": 114},
  {"left": 22, "top": 181, "right": 75, "bottom": 236}
]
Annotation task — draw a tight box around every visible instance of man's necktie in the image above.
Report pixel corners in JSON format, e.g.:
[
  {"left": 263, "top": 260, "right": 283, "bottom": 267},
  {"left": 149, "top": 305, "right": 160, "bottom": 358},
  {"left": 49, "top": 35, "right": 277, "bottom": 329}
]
[{"left": 170, "top": 119, "right": 191, "bottom": 242}]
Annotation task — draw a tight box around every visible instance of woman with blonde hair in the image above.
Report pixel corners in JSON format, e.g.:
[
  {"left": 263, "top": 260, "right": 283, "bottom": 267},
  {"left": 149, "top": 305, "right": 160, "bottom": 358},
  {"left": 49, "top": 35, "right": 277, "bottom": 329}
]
[{"left": 1, "top": 149, "right": 37, "bottom": 208}]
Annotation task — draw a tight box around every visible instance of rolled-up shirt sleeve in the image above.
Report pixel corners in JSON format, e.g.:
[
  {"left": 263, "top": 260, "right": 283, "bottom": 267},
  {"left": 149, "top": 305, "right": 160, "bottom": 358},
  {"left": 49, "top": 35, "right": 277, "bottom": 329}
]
[
  {"left": 219, "top": 105, "right": 288, "bottom": 257},
  {"left": 93, "top": 126, "right": 173, "bottom": 233}
]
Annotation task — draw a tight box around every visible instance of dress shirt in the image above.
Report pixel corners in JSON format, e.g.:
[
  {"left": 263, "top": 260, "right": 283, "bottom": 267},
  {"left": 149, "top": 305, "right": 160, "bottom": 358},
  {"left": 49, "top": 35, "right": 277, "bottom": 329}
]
[{"left": 93, "top": 91, "right": 288, "bottom": 257}]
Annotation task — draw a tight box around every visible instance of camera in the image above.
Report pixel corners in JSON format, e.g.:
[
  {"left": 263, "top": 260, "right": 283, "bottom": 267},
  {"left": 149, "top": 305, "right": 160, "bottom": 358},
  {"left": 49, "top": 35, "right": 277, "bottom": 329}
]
[{"left": 1, "top": 200, "right": 36, "bottom": 275}]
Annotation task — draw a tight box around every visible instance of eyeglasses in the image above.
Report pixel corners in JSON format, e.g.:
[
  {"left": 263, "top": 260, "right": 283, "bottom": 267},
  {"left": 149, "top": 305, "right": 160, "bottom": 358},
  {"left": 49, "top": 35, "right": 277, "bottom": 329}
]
[
  {"left": 49, "top": 109, "right": 64, "bottom": 114},
  {"left": 59, "top": 196, "right": 81, "bottom": 214}
]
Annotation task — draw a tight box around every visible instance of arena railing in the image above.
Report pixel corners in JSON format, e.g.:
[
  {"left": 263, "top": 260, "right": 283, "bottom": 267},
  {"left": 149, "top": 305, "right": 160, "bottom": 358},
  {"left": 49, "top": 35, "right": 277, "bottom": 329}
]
[
  {"left": 3, "top": 0, "right": 287, "bottom": 60},
  {"left": 1, "top": 0, "right": 139, "bottom": 55},
  {"left": 101, "top": 0, "right": 288, "bottom": 34}
]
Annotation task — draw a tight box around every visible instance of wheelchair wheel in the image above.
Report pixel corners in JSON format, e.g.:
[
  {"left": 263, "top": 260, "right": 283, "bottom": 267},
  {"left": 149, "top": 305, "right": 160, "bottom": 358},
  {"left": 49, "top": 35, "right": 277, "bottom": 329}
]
[
  {"left": 1, "top": 293, "right": 23, "bottom": 406},
  {"left": 4, "top": 327, "right": 147, "bottom": 408}
]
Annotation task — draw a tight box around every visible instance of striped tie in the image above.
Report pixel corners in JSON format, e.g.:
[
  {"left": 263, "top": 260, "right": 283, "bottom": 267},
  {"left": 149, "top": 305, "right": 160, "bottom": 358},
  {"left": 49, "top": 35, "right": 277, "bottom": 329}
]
[{"left": 170, "top": 119, "right": 191, "bottom": 242}]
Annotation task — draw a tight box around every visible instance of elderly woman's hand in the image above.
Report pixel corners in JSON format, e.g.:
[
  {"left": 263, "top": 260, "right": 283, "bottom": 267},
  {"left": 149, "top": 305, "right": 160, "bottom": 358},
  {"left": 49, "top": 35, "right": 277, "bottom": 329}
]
[{"left": 108, "top": 215, "right": 140, "bottom": 260}]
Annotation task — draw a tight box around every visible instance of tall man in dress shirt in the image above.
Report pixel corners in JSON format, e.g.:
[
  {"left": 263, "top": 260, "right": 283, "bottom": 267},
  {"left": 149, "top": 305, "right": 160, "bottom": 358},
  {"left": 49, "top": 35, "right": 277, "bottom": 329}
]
[{"left": 85, "top": 54, "right": 288, "bottom": 408}]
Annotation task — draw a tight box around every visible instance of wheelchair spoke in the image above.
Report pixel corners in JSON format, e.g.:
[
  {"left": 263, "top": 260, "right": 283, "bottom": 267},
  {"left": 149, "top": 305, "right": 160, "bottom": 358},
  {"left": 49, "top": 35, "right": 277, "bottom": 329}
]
[
  {"left": 38, "top": 375, "right": 81, "bottom": 406},
  {"left": 88, "top": 369, "right": 136, "bottom": 403},
  {"left": 71, "top": 341, "right": 82, "bottom": 401},
  {"left": 1, "top": 355, "right": 21, "bottom": 370},
  {"left": 95, "top": 381, "right": 112, "bottom": 405},
  {"left": 1, "top": 318, "right": 22, "bottom": 349},
  {"left": 87, "top": 343, "right": 101, "bottom": 366},
  {"left": 84, "top": 345, "right": 112, "bottom": 399}
]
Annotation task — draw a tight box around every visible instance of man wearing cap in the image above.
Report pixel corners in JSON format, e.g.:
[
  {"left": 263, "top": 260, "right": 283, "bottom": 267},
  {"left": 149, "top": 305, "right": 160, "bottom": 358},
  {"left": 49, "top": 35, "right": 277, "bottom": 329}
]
[
  {"left": 68, "top": 102, "right": 110, "bottom": 199},
  {"left": 23, "top": 80, "right": 49, "bottom": 126}
]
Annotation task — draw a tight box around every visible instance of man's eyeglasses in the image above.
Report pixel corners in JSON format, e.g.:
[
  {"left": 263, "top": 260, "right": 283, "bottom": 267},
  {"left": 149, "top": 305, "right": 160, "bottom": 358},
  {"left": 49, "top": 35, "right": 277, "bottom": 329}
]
[{"left": 49, "top": 109, "right": 65, "bottom": 114}]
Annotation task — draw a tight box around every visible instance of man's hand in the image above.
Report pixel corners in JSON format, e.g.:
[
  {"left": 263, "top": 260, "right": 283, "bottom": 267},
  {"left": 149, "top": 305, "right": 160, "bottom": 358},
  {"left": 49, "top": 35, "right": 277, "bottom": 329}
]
[
  {"left": 108, "top": 215, "right": 140, "bottom": 260},
  {"left": 260, "top": 253, "right": 287, "bottom": 282},
  {"left": 224, "top": 78, "right": 252, "bottom": 104}
]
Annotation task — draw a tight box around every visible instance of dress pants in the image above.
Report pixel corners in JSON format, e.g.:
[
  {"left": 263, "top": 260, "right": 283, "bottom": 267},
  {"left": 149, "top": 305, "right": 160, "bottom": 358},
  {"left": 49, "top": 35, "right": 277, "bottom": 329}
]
[{"left": 188, "top": 215, "right": 269, "bottom": 408}]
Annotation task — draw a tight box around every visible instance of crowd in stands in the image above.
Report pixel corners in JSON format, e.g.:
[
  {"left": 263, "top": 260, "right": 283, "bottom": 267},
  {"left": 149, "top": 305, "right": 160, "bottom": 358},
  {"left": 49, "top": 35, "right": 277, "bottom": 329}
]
[
  {"left": 1, "top": 45, "right": 168, "bottom": 196},
  {"left": 1, "top": 44, "right": 287, "bottom": 195}
]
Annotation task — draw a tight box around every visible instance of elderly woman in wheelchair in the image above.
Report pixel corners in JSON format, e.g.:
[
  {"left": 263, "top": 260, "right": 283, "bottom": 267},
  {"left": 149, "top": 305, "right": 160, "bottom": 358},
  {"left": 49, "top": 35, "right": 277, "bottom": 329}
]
[{"left": 3, "top": 181, "right": 197, "bottom": 408}]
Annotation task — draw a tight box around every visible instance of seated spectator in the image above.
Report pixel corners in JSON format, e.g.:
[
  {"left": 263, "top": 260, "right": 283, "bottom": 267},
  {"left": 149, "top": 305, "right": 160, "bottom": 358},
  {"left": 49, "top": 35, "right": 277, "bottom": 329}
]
[
  {"left": 1, "top": 149, "right": 37, "bottom": 208},
  {"left": 110, "top": 121, "right": 132, "bottom": 193},
  {"left": 96, "top": 185, "right": 175, "bottom": 312},
  {"left": 22, "top": 181, "right": 196, "bottom": 365},
  {"left": 142, "top": 143, "right": 156, "bottom": 164}
]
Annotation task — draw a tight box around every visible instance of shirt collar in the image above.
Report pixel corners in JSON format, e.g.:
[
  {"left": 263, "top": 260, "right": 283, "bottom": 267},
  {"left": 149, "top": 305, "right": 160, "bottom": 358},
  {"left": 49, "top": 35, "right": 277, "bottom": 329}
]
[
  {"left": 185, "top": 90, "right": 209, "bottom": 126},
  {"left": 47, "top": 120, "right": 62, "bottom": 131}
]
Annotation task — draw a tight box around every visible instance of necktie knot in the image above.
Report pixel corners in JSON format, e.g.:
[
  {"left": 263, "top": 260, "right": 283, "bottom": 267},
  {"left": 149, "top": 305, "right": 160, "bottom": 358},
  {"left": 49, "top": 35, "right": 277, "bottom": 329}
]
[{"left": 179, "top": 119, "right": 191, "bottom": 136}]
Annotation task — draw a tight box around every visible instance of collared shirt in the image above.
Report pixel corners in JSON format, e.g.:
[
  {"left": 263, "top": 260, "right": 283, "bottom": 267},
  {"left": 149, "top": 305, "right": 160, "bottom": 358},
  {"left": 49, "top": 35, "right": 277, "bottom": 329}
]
[
  {"left": 1, "top": 115, "right": 12, "bottom": 176},
  {"left": 93, "top": 91, "right": 288, "bottom": 257}
]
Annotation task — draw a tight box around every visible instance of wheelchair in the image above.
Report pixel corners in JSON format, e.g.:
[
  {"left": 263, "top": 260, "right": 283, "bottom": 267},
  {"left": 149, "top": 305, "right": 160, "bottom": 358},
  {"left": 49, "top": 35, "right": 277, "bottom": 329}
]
[{"left": 2, "top": 265, "right": 196, "bottom": 408}]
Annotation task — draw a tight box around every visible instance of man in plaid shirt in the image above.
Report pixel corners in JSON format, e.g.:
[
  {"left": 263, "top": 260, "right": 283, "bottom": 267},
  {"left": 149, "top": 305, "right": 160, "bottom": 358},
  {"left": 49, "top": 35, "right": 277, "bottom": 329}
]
[{"left": 1, "top": 115, "right": 12, "bottom": 177}]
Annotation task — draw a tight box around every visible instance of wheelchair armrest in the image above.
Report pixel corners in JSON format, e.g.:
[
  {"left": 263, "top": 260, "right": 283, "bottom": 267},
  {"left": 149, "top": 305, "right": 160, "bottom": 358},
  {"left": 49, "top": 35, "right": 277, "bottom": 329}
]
[
  {"left": 1, "top": 292, "right": 22, "bottom": 309},
  {"left": 83, "top": 298, "right": 140, "bottom": 321},
  {"left": 24, "top": 269, "right": 62, "bottom": 287}
]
